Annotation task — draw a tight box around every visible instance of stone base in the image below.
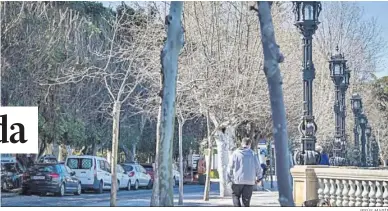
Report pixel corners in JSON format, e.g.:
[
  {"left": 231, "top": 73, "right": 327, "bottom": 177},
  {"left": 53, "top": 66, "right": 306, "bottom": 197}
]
[{"left": 290, "top": 165, "right": 329, "bottom": 206}]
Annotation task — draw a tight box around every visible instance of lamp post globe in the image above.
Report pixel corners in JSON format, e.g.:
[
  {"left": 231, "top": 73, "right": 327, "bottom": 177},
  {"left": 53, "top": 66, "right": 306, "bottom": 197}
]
[
  {"left": 365, "top": 125, "right": 371, "bottom": 137},
  {"left": 351, "top": 93, "right": 363, "bottom": 114},
  {"left": 292, "top": 1, "right": 322, "bottom": 166},
  {"left": 293, "top": 1, "right": 322, "bottom": 36}
]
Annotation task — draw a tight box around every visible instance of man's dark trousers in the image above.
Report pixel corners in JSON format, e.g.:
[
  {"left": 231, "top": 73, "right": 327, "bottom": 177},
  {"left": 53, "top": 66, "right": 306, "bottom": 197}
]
[{"left": 231, "top": 184, "right": 254, "bottom": 207}]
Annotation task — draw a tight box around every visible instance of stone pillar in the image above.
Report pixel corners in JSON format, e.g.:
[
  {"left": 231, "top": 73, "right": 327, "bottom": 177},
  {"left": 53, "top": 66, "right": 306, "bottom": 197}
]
[{"left": 290, "top": 165, "right": 329, "bottom": 206}]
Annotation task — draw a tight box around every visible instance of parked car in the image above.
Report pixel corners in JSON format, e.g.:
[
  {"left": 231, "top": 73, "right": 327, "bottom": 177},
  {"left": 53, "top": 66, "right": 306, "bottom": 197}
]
[
  {"left": 1, "top": 162, "right": 24, "bottom": 191},
  {"left": 140, "top": 163, "right": 154, "bottom": 181},
  {"left": 121, "top": 163, "right": 152, "bottom": 190},
  {"left": 116, "top": 164, "right": 131, "bottom": 191},
  {"left": 65, "top": 155, "right": 111, "bottom": 193},
  {"left": 21, "top": 163, "right": 81, "bottom": 197},
  {"left": 37, "top": 155, "right": 58, "bottom": 164}
]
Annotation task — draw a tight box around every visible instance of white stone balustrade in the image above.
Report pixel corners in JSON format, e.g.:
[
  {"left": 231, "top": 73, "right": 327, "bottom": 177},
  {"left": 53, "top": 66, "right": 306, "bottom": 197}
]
[{"left": 315, "top": 167, "right": 388, "bottom": 207}]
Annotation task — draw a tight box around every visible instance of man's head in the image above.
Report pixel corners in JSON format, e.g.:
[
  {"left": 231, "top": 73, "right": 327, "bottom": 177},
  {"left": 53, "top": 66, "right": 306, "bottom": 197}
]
[
  {"left": 316, "top": 145, "right": 323, "bottom": 153},
  {"left": 241, "top": 137, "right": 252, "bottom": 148}
]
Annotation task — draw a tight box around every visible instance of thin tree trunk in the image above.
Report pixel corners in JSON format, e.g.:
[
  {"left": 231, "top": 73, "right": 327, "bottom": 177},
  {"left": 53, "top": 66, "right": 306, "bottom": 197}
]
[
  {"left": 110, "top": 101, "right": 121, "bottom": 207},
  {"left": 131, "top": 143, "right": 137, "bottom": 161},
  {"left": 256, "top": 1, "right": 294, "bottom": 206},
  {"left": 150, "top": 2, "right": 184, "bottom": 207},
  {"left": 178, "top": 118, "right": 184, "bottom": 205},
  {"left": 203, "top": 111, "right": 213, "bottom": 201}
]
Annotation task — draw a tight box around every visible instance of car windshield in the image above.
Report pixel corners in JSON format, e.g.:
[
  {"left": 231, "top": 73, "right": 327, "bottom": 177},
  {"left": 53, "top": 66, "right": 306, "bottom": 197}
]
[
  {"left": 121, "top": 165, "right": 133, "bottom": 172},
  {"left": 67, "top": 158, "right": 93, "bottom": 169}
]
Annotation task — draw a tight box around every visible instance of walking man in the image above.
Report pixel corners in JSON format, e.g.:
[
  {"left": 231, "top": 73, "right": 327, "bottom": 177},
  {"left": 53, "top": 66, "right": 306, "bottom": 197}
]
[{"left": 227, "top": 137, "right": 262, "bottom": 207}]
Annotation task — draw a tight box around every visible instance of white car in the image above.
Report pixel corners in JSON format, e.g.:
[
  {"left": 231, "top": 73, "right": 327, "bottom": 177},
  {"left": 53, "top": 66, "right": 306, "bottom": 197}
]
[
  {"left": 65, "top": 155, "right": 112, "bottom": 193},
  {"left": 116, "top": 164, "right": 131, "bottom": 191},
  {"left": 121, "top": 163, "right": 152, "bottom": 190}
]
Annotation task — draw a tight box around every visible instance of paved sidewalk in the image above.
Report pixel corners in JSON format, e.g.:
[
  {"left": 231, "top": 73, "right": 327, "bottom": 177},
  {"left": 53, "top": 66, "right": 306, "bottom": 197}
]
[
  {"left": 88, "top": 189, "right": 279, "bottom": 207},
  {"left": 180, "top": 191, "right": 279, "bottom": 207}
]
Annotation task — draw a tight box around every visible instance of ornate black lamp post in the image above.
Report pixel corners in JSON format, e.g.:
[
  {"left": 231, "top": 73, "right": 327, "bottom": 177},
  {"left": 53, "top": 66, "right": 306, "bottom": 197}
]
[
  {"left": 370, "top": 135, "right": 379, "bottom": 167},
  {"left": 359, "top": 113, "right": 368, "bottom": 167},
  {"left": 365, "top": 124, "right": 372, "bottom": 166},
  {"left": 350, "top": 93, "right": 363, "bottom": 166},
  {"left": 329, "top": 47, "right": 347, "bottom": 166},
  {"left": 340, "top": 69, "right": 350, "bottom": 142},
  {"left": 292, "top": 1, "right": 322, "bottom": 165}
]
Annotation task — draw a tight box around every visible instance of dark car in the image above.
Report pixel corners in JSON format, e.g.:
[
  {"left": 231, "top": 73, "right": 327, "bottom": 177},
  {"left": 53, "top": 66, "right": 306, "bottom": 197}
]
[
  {"left": 141, "top": 163, "right": 154, "bottom": 181},
  {"left": 22, "top": 163, "right": 81, "bottom": 197}
]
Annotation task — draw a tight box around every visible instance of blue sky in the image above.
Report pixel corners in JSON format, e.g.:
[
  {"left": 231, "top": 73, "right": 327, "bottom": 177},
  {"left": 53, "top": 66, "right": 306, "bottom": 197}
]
[
  {"left": 359, "top": 1, "right": 388, "bottom": 78},
  {"left": 101, "top": 1, "right": 388, "bottom": 78}
]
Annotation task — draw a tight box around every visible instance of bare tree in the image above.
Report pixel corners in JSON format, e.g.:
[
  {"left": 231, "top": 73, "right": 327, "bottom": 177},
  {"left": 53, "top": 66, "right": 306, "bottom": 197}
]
[
  {"left": 255, "top": 1, "right": 294, "bottom": 206},
  {"left": 150, "top": 1, "right": 184, "bottom": 206}
]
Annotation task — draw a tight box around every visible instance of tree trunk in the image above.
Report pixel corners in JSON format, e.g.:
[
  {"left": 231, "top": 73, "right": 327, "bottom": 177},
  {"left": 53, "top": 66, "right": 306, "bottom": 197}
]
[
  {"left": 45, "top": 143, "right": 53, "bottom": 155},
  {"left": 215, "top": 127, "right": 233, "bottom": 197},
  {"left": 58, "top": 145, "right": 64, "bottom": 162},
  {"left": 131, "top": 143, "right": 137, "bottom": 162},
  {"left": 203, "top": 111, "right": 213, "bottom": 201},
  {"left": 110, "top": 101, "right": 122, "bottom": 207},
  {"left": 256, "top": 1, "right": 294, "bottom": 206},
  {"left": 107, "top": 150, "right": 112, "bottom": 163},
  {"left": 178, "top": 118, "right": 184, "bottom": 205},
  {"left": 150, "top": 2, "right": 184, "bottom": 207}
]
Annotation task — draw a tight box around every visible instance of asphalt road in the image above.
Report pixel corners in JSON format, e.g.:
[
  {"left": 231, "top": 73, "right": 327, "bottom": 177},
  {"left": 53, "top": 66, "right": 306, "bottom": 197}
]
[{"left": 1, "top": 183, "right": 220, "bottom": 207}]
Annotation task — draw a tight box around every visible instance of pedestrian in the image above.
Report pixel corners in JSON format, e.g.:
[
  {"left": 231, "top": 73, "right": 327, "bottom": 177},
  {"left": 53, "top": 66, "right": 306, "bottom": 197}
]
[
  {"left": 227, "top": 137, "right": 262, "bottom": 207},
  {"left": 316, "top": 145, "right": 330, "bottom": 165}
]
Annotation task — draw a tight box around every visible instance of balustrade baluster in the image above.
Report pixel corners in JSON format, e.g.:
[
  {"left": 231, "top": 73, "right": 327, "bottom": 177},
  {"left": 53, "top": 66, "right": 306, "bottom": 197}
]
[
  {"left": 348, "top": 180, "right": 356, "bottom": 207},
  {"left": 336, "top": 179, "right": 342, "bottom": 207},
  {"left": 323, "top": 178, "right": 330, "bottom": 203},
  {"left": 329, "top": 179, "right": 337, "bottom": 206},
  {"left": 355, "top": 180, "right": 363, "bottom": 207},
  {"left": 342, "top": 180, "right": 349, "bottom": 207},
  {"left": 361, "top": 181, "right": 369, "bottom": 207},
  {"left": 383, "top": 181, "right": 388, "bottom": 207},
  {"left": 318, "top": 178, "right": 324, "bottom": 200},
  {"left": 375, "top": 181, "right": 383, "bottom": 207},
  {"left": 369, "top": 181, "right": 376, "bottom": 207}
]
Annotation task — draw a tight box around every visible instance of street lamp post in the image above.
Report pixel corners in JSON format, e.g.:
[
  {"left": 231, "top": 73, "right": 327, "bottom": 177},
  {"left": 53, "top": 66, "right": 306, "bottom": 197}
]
[
  {"left": 359, "top": 113, "right": 368, "bottom": 167},
  {"left": 370, "top": 136, "right": 379, "bottom": 167},
  {"left": 340, "top": 69, "right": 350, "bottom": 155},
  {"left": 350, "top": 93, "right": 363, "bottom": 166},
  {"left": 329, "top": 47, "right": 347, "bottom": 166},
  {"left": 365, "top": 124, "right": 372, "bottom": 166},
  {"left": 292, "top": 1, "right": 322, "bottom": 165}
]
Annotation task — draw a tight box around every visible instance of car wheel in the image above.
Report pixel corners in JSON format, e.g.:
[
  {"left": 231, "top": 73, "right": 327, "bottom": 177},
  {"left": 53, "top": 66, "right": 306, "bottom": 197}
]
[
  {"left": 96, "top": 180, "right": 103, "bottom": 194},
  {"left": 147, "top": 180, "right": 153, "bottom": 189},
  {"left": 134, "top": 180, "right": 139, "bottom": 190},
  {"left": 56, "top": 183, "right": 65, "bottom": 197},
  {"left": 126, "top": 181, "right": 131, "bottom": 191},
  {"left": 74, "top": 183, "right": 82, "bottom": 195}
]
